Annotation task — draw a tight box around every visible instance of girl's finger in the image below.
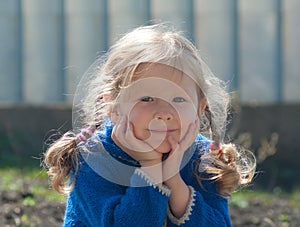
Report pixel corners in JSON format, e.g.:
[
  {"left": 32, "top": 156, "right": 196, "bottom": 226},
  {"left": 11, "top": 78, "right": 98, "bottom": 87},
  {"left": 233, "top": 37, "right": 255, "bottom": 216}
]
[
  {"left": 167, "top": 135, "right": 178, "bottom": 153},
  {"left": 179, "top": 120, "right": 198, "bottom": 149},
  {"left": 115, "top": 116, "right": 129, "bottom": 146},
  {"left": 124, "top": 121, "right": 139, "bottom": 144},
  {"left": 181, "top": 122, "right": 194, "bottom": 143},
  {"left": 126, "top": 121, "right": 135, "bottom": 139},
  {"left": 118, "top": 119, "right": 152, "bottom": 152},
  {"left": 121, "top": 115, "right": 128, "bottom": 133},
  {"left": 125, "top": 124, "right": 140, "bottom": 149}
]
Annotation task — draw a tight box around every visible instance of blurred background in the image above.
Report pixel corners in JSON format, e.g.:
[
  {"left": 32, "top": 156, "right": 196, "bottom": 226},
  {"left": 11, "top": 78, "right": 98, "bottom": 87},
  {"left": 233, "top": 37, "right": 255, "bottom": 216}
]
[{"left": 0, "top": 0, "right": 299, "bottom": 190}]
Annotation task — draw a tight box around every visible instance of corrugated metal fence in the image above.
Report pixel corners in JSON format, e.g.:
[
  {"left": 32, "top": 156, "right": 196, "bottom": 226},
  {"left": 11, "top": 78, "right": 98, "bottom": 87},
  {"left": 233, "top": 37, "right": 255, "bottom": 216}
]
[{"left": 0, "top": 0, "right": 299, "bottom": 104}]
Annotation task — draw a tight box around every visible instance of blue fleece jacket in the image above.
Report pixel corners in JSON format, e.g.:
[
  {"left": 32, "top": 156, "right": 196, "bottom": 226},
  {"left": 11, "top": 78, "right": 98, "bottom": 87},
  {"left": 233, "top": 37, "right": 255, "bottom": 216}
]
[{"left": 63, "top": 124, "right": 232, "bottom": 227}]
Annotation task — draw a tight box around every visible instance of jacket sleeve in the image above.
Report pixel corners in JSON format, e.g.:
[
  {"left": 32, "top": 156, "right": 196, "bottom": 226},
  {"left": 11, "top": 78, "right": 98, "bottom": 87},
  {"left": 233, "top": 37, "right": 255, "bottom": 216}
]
[
  {"left": 165, "top": 146, "right": 232, "bottom": 227},
  {"left": 63, "top": 154, "right": 170, "bottom": 227},
  {"left": 164, "top": 137, "right": 232, "bottom": 227},
  {"left": 166, "top": 185, "right": 231, "bottom": 227}
]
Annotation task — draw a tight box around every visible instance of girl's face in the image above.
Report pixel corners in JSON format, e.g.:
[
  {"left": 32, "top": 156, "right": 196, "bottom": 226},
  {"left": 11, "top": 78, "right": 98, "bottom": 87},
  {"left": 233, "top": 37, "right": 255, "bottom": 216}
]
[{"left": 116, "top": 63, "right": 206, "bottom": 154}]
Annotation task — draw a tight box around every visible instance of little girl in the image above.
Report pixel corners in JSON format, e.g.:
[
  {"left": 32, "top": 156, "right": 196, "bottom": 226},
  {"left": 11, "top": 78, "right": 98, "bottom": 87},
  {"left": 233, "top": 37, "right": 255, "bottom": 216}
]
[{"left": 44, "top": 24, "right": 256, "bottom": 226}]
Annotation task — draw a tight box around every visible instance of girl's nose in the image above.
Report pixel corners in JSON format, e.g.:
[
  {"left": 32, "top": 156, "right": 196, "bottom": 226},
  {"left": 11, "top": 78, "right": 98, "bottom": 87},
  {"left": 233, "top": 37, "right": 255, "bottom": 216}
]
[{"left": 154, "top": 101, "right": 174, "bottom": 121}]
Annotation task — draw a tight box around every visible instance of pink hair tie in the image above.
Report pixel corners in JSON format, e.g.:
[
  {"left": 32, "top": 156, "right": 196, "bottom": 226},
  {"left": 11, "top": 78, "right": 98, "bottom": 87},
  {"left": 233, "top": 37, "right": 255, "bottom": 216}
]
[
  {"left": 209, "top": 143, "right": 223, "bottom": 156},
  {"left": 76, "top": 126, "right": 95, "bottom": 142}
]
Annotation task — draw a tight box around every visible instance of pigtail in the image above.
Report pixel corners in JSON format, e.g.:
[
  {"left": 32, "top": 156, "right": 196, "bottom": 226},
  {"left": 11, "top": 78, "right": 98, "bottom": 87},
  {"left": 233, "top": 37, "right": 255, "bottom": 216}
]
[
  {"left": 44, "top": 126, "right": 95, "bottom": 194},
  {"left": 198, "top": 107, "right": 255, "bottom": 197},
  {"left": 204, "top": 106, "right": 221, "bottom": 146},
  {"left": 44, "top": 131, "right": 78, "bottom": 194}
]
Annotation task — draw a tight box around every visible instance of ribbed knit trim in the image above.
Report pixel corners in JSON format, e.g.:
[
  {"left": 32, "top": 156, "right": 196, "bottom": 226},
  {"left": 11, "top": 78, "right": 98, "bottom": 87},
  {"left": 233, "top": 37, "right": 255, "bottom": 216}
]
[
  {"left": 163, "top": 218, "right": 167, "bottom": 227},
  {"left": 134, "top": 168, "right": 171, "bottom": 196},
  {"left": 167, "top": 186, "right": 196, "bottom": 225}
]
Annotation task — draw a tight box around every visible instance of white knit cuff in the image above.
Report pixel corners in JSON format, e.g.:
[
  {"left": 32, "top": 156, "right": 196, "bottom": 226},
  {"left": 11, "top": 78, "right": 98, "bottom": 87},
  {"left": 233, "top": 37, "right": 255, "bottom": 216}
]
[
  {"left": 134, "top": 168, "right": 171, "bottom": 196},
  {"left": 167, "top": 186, "right": 196, "bottom": 225}
]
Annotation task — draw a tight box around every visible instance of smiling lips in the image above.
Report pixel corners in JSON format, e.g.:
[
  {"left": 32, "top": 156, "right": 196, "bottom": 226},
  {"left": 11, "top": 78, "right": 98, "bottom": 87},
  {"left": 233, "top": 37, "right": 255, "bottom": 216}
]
[{"left": 149, "top": 129, "right": 177, "bottom": 134}]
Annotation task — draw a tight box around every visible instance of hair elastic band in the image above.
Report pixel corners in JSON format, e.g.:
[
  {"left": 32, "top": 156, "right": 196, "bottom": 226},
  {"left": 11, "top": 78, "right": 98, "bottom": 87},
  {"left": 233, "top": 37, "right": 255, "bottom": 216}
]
[
  {"left": 209, "top": 143, "right": 223, "bottom": 156},
  {"left": 76, "top": 126, "right": 95, "bottom": 142}
]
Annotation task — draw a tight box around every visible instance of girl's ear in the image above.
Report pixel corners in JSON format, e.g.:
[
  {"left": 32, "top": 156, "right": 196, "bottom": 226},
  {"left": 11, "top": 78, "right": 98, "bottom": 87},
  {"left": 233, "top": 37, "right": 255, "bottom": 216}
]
[
  {"left": 102, "top": 93, "right": 110, "bottom": 102},
  {"left": 198, "top": 98, "right": 207, "bottom": 117},
  {"left": 108, "top": 103, "right": 120, "bottom": 124},
  {"left": 102, "top": 93, "right": 119, "bottom": 124}
]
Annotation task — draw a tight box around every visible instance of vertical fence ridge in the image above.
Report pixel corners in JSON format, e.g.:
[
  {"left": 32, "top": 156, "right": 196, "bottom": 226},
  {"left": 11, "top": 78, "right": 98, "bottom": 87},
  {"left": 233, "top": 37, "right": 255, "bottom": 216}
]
[
  {"left": 0, "top": 0, "right": 23, "bottom": 103},
  {"left": 276, "top": 0, "right": 283, "bottom": 102}
]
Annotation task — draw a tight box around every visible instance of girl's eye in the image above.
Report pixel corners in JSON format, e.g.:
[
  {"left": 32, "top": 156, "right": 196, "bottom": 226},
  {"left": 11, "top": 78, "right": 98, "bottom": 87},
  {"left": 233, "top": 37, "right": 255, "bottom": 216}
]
[
  {"left": 173, "top": 97, "right": 186, "bottom": 102},
  {"left": 140, "top": 96, "right": 154, "bottom": 102}
]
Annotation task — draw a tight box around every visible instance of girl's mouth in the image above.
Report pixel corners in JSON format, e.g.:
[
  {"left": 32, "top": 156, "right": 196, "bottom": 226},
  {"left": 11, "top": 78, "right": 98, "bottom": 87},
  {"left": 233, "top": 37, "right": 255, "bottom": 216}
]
[{"left": 149, "top": 129, "right": 177, "bottom": 133}]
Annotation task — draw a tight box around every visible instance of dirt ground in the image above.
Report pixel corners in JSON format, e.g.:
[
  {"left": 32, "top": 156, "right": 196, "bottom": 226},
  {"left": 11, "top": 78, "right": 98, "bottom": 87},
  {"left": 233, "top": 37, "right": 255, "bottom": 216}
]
[
  {"left": 229, "top": 197, "right": 300, "bottom": 227},
  {"left": 1, "top": 184, "right": 300, "bottom": 226}
]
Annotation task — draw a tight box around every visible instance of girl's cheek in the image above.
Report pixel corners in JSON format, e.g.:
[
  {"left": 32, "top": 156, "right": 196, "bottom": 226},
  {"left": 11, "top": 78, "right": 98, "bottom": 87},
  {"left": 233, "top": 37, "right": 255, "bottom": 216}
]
[
  {"left": 177, "top": 106, "right": 198, "bottom": 138},
  {"left": 110, "top": 112, "right": 120, "bottom": 124},
  {"left": 178, "top": 105, "right": 198, "bottom": 122}
]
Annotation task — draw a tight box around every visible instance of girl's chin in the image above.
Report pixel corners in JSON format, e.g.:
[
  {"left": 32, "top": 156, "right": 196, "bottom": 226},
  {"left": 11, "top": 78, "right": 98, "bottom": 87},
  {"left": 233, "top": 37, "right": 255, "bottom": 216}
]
[
  {"left": 154, "top": 142, "right": 172, "bottom": 154},
  {"left": 156, "top": 149, "right": 170, "bottom": 154}
]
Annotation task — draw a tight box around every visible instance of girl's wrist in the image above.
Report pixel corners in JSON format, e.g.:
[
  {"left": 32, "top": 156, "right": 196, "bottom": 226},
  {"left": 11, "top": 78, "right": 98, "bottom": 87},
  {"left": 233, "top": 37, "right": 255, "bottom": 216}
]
[
  {"left": 164, "top": 173, "right": 182, "bottom": 188},
  {"left": 139, "top": 159, "right": 161, "bottom": 167},
  {"left": 140, "top": 162, "right": 163, "bottom": 184},
  {"left": 165, "top": 175, "right": 190, "bottom": 218}
]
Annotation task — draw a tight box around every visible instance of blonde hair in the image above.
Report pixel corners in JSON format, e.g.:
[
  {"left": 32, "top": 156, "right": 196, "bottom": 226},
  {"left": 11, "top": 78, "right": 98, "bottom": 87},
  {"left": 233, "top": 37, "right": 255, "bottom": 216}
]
[{"left": 44, "top": 23, "right": 255, "bottom": 195}]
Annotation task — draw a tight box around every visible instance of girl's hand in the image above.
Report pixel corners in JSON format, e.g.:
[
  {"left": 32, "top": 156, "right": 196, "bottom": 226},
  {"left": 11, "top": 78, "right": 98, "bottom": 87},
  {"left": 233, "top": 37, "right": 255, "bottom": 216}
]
[
  {"left": 163, "top": 118, "right": 200, "bottom": 185},
  {"left": 162, "top": 118, "right": 199, "bottom": 218},
  {"left": 111, "top": 115, "right": 162, "bottom": 167}
]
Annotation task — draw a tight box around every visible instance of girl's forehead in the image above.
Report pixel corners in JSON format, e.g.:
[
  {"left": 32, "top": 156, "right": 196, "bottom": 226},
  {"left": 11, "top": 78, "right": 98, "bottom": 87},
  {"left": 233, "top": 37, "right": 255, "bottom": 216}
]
[
  {"left": 134, "top": 62, "right": 197, "bottom": 88},
  {"left": 118, "top": 62, "right": 200, "bottom": 105}
]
